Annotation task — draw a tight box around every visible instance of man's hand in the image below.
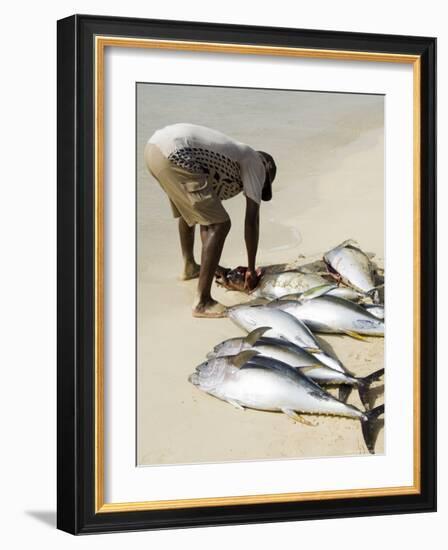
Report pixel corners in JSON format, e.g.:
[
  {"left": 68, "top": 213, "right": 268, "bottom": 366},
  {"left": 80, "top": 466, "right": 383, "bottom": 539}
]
[{"left": 244, "top": 268, "right": 262, "bottom": 291}]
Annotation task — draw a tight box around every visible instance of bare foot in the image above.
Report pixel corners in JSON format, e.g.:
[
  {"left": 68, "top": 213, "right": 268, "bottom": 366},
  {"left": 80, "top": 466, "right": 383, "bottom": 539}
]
[
  {"left": 179, "top": 261, "right": 200, "bottom": 281},
  {"left": 192, "top": 298, "right": 227, "bottom": 318}
]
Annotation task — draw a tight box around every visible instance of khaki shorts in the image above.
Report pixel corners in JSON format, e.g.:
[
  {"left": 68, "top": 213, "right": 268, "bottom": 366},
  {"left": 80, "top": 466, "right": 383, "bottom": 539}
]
[{"left": 144, "top": 143, "right": 230, "bottom": 227}]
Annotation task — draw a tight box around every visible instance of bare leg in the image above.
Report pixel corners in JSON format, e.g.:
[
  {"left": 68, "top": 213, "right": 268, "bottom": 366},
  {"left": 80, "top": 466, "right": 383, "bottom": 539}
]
[
  {"left": 200, "top": 225, "right": 225, "bottom": 273},
  {"left": 193, "top": 220, "right": 231, "bottom": 318},
  {"left": 178, "top": 217, "right": 200, "bottom": 280}
]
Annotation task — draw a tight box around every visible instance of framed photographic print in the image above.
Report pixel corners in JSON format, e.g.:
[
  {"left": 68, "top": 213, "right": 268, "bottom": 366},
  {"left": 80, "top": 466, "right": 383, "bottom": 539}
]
[{"left": 57, "top": 14, "right": 436, "bottom": 534}]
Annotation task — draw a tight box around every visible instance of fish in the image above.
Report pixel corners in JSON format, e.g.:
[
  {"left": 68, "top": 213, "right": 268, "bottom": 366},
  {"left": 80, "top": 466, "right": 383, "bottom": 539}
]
[
  {"left": 210, "top": 331, "right": 345, "bottom": 374},
  {"left": 210, "top": 332, "right": 345, "bottom": 374},
  {"left": 210, "top": 331, "right": 322, "bottom": 366},
  {"left": 214, "top": 265, "right": 253, "bottom": 292},
  {"left": 215, "top": 266, "right": 363, "bottom": 302},
  {"left": 251, "top": 271, "right": 335, "bottom": 299},
  {"left": 208, "top": 332, "right": 383, "bottom": 406},
  {"left": 269, "top": 294, "right": 384, "bottom": 338},
  {"left": 208, "top": 327, "right": 275, "bottom": 359},
  {"left": 227, "top": 304, "right": 322, "bottom": 352},
  {"left": 324, "top": 239, "right": 380, "bottom": 298},
  {"left": 189, "top": 351, "right": 384, "bottom": 454},
  {"left": 226, "top": 304, "right": 348, "bottom": 373},
  {"left": 227, "top": 304, "right": 343, "bottom": 372}
]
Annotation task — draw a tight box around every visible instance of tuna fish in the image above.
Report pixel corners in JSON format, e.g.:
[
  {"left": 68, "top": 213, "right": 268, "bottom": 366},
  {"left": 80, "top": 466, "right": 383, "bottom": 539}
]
[
  {"left": 189, "top": 351, "right": 384, "bottom": 454},
  {"left": 269, "top": 294, "right": 385, "bottom": 338},
  {"left": 324, "top": 240, "right": 380, "bottom": 298},
  {"left": 208, "top": 331, "right": 383, "bottom": 406},
  {"left": 227, "top": 304, "right": 321, "bottom": 352},
  {"left": 215, "top": 266, "right": 363, "bottom": 301},
  {"left": 227, "top": 304, "right": 343, "bottom": 372},
  {"left": 251, "top": 271, "right": 335, "bottom": 300},
  {"left": 210, "top": 331, "right": 319, "bottom": 365}
]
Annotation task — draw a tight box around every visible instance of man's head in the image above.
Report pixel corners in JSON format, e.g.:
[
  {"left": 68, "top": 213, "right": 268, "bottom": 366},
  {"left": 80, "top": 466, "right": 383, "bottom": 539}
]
[{"left": 258, "top": 151, "right": 277, "bottom": 201}]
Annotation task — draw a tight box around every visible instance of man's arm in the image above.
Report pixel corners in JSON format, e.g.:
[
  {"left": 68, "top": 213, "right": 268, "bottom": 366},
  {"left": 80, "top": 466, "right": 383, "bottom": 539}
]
[{"left": 244, "top": 196, "right": 260, "bottom": 289}]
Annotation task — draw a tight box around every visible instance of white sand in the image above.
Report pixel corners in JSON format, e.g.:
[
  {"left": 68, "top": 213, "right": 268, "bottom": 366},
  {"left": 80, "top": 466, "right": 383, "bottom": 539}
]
[{"left": 136, "top": 85, "right": 384, "bottom": 465}]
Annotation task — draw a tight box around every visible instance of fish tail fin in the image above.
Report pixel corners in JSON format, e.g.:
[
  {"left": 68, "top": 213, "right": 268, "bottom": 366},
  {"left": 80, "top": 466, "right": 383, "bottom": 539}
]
[
  {"left": 358, "top": 368, "right": 385, "bottom": 409},
  {"left": 338, "top": 384, "right": 353, "bottom": 403},
  {"left": 361, "top": 404, "right": 385, "bottom": 454}
]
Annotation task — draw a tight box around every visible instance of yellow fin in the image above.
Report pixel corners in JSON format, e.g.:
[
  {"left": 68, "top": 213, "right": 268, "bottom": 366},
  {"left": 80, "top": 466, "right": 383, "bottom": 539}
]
[
  {"left": 282, "top": 409, "right": 315, "bottom": 426},
  {"left": 229, "top": 350, "right": 259, "bottom": 368},
  {"left": 305, "top": 347, "right": 323, "bottom": 354},
  {"left": 301, "top": 284, "right": 336, "bottom": 300},
  {"left": 343, "top": 330, "right": 369, "bottom": 342},
  {"left": 301, "top": 364, "right": 326, "bottom": 373},
  {"left": 244, "top": 326, "right": 270, "bottom": 345}
]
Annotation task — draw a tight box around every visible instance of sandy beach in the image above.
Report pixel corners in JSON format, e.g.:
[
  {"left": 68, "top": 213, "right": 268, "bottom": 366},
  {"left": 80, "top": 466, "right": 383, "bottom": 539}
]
[{"left": 136, "top": 84, "right": 384, "bottom": 465}]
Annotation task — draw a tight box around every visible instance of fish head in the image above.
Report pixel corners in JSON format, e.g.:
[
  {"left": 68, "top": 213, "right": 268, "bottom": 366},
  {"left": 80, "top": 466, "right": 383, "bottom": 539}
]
[
  {"left": 227, "top": 305, "right": 261, "bottom": 330},
  {"left": 209, "top": 340, "right": 228, "bottom": 356},
  {"left": 215, "top": 266, "right": 248, "bottom": 292},
  {"left": 215, "top": 266, "right": 264, "bottom": 293},
  {"left": 227, "top": 266, "right": 248, "bottom": 290},
  {"left": 214, "top": 266, "right": 231, "bottom": 287},
  {"left": 226, "top": 304, "right": 246, "bottom": 321},
  {"left": 324, "top": 239, "right": 360, "bottom": 267},
  {"left": 190, "top": 357, "right": 231, "bottom": 391},
  {"left": 209, "top": 338, "right": 245, "bottom": 358}
]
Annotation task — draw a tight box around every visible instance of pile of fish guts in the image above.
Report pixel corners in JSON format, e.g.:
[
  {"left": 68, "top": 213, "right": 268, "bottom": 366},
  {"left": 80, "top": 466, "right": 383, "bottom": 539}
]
[{"left": 189, "top": 239, "right": 385, "bottom": 455}]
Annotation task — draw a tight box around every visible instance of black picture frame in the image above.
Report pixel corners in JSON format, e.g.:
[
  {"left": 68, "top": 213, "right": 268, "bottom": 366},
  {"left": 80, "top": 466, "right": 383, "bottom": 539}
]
[{"left": 57, "top": 14, "right": 436, "bottom": 535}]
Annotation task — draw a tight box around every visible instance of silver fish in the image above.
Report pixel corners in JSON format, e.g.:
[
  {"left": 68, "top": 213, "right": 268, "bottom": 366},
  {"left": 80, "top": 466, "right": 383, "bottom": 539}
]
[
  {"left": 252, "top": 271, "right": 335, "bottom": 299},
  {"left": 251, "top": 271, "right": 363, "bottom": 302},
  {"left": 210, "top": 332, "right": 345, "bottom": 373},
  {"left": 324, "top": 240, "right": 379, "bottom": 296},
  {"left": 210, "top": 332, "right": 323, "bottom": 367},
  {"left": 209, "top": 334, "right": 382, "bottom": 406},
  {"left": 227, "top": 304, "right": 322, "bottom": 353},
  {"left": 227, "top": 304, "right": 347, "bottom": 373},
  {"left": 189, "top": 352, "right": 384, "bottom": 454},
  {"left": 209, "top": 328, "right": 274, "bottom": 359},
  {"left": 270, "top": 295, "right": 384, "bottom": 338}
]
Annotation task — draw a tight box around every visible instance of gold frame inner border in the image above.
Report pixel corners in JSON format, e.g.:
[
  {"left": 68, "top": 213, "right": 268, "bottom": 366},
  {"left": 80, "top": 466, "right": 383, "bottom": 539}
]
[{"left": 94, "top": 35, "right": 421, "bottom": 513}]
